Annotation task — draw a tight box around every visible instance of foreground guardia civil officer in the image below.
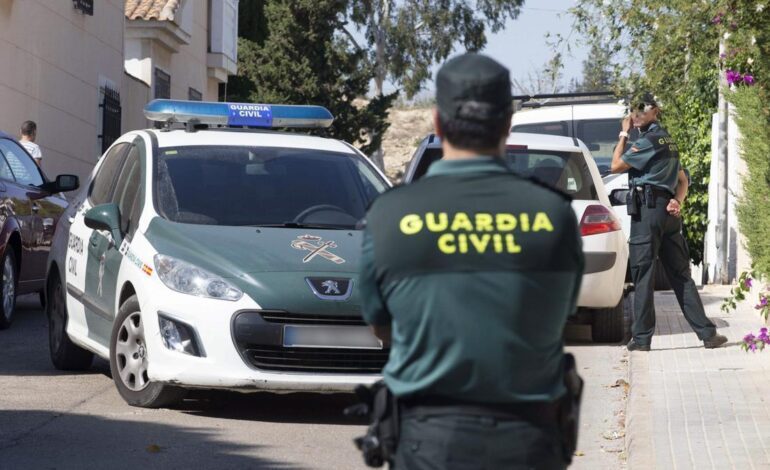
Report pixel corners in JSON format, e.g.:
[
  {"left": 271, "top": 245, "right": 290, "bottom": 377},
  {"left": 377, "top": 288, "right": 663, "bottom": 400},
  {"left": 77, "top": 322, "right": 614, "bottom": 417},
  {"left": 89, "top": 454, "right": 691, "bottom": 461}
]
[
  {"left": 611, "top": 93, "right": 728, "bottom": 351},
  {"left": 358, "top": 53, "right": 585, "bottom": 469}
]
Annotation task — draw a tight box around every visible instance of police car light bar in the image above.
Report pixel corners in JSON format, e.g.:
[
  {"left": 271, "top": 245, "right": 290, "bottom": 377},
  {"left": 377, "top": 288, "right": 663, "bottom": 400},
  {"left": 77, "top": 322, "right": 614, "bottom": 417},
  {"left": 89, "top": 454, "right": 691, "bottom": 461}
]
[{"left": 143, "top": 99, "right": 334, "bottom": 129}]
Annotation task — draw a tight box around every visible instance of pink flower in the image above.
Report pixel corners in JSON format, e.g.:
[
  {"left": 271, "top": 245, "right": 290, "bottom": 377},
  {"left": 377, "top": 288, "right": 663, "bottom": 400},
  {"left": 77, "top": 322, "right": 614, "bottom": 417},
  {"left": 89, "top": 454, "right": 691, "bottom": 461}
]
[{"left": 726, "top": 69, "right": 743, "bottom": 85}]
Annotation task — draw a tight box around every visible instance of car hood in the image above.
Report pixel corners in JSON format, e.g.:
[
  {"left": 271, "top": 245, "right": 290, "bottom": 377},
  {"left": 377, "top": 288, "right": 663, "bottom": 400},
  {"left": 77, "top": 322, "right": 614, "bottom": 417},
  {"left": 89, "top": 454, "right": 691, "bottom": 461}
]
[{"left": 144, "top": 217, "right": 363, "bottom": 313}]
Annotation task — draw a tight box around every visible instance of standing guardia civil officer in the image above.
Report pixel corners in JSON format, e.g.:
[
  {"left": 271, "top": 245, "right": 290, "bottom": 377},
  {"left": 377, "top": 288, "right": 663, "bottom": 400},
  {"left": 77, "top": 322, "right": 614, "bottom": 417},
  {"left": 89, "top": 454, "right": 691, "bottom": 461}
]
[
  {"left": 611, "top": 93, "right": 727, "bottom": 351},
  {"left": 359, "top": 53, "right": 584, "bottom": 469}
]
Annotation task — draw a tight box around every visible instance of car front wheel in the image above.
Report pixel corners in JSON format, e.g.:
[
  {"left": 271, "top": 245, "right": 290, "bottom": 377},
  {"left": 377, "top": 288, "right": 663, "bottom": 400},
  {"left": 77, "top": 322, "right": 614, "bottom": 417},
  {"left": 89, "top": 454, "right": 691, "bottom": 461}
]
[
  {"left": 109, "top": 295, "right": 186, "bottom": 408},
  {"left": 0, "top": 249, "right": 17, "bottom": 329}
]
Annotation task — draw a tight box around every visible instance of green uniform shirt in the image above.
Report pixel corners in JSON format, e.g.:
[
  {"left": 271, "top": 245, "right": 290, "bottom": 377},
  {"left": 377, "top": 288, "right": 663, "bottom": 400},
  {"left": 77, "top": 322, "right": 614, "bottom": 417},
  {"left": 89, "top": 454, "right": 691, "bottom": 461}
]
[
  {"left": 359, "top": 157, "right": 584, "bottom": 404},
  {"left": 621, "top": 122, "right": 681, "bottom": 194}
]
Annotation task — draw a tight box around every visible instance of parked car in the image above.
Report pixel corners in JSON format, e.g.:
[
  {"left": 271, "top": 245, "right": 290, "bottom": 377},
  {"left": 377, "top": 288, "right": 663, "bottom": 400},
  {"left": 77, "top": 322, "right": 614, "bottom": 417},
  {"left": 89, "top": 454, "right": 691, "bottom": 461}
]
[
  {"left": 404, "top": 133, "right": 629, "bottom": 342},
  {"left": 46, "top": 100, "right": 391, "bottom": 408},
  {"left": 510, "top": 97, "right": 672, "bottom": 290},
  {"left": 0, "top": 131, "right": 79, "bottom": 329}
]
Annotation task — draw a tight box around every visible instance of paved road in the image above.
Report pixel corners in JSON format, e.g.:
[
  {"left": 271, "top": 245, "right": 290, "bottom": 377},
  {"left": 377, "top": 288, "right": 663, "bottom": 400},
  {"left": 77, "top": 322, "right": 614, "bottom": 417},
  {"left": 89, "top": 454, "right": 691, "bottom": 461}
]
[{"left": 0, "top": 294, "right": 628, "bottom": 469}]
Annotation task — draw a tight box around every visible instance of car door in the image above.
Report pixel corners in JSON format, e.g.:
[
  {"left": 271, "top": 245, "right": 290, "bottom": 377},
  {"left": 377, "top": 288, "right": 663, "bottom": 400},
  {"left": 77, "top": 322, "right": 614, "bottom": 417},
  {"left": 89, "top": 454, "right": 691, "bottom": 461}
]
[
  {"left": 0, "top": 138, "right": 47, "bottom": 292},
  {"left": 85, "top": 140, "right": 143, "bottom": 331},
  {"left": 66, "top": 142, "right": 130, "bottom": 344}
]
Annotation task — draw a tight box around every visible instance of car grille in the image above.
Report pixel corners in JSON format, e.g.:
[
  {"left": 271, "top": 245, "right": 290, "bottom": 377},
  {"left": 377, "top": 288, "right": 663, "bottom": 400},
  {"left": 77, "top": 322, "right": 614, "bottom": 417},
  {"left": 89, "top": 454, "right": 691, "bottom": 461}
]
[
  {"left": 258, "top": 311, "right": 367, "bottom": 326},
  {"left": 232, "top": 310, "right": 388, "bottom": 373},
  {"left": 243, "top": 346, "right": 389, "bottom": 373}
]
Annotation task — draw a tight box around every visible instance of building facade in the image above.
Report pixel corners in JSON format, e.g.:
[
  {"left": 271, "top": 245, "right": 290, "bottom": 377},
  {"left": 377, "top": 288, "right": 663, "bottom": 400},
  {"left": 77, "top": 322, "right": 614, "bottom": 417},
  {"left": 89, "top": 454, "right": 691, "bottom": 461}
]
[
  {"left": 0, "top": 0, "right": 238, "bottom": 182},
  {"left": 0, "top": 0, "right": 125, "bottom": 180}
]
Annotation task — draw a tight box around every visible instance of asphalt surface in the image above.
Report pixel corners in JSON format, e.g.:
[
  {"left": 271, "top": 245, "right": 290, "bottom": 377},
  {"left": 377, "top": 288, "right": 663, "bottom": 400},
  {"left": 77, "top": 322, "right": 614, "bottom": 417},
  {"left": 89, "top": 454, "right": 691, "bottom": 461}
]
[{"left": 0, "top": 294, "right": 629, "bottom": 469}]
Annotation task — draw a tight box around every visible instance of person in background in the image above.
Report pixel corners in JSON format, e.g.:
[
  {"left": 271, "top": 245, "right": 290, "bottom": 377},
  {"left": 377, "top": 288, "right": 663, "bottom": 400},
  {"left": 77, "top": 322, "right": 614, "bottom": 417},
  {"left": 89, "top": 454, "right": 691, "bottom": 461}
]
[{"left": 19, "top": 120, "right": 42, "bottom": 167}]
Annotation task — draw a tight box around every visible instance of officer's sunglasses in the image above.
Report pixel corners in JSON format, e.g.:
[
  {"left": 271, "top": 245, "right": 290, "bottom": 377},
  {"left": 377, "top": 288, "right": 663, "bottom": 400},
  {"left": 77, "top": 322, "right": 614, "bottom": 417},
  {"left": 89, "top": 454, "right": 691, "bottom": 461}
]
[{"left": 633, "top": 103, "right": 655, "bottom": 113}]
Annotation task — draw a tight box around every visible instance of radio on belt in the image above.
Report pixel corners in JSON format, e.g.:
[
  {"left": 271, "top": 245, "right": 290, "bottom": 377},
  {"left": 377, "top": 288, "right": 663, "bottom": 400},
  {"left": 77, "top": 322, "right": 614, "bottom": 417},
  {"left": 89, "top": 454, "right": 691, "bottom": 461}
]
[{"left": 143, "top": 99, "right": 334, "bottom": 130}]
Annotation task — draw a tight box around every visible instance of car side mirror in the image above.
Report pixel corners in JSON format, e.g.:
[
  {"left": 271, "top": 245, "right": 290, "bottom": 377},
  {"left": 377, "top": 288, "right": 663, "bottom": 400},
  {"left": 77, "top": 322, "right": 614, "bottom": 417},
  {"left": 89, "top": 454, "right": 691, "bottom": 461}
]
[
  {"left": 608, "top": 188, "right": 629, "bottom": 206},
  {"left": 39, "top": 174, "right": 79, "bottom": 194},
  {"left": 84, "top": 203, "right": 122, "bottom": 246}
]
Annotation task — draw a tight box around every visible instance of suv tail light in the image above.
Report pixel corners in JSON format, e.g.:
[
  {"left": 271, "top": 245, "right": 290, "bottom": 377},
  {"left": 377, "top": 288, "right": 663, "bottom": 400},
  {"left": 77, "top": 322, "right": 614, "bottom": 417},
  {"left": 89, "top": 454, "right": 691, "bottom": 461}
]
[{"left": 580, "top": 205, "right": 622, "bottom": 236}]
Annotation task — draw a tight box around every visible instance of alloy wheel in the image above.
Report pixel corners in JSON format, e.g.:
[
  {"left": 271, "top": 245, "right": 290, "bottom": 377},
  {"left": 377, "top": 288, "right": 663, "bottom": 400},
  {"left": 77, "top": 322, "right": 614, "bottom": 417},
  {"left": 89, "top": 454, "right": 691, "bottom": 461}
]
[
  {"left": 2, "top": 254, "right": 14, "bottom": 321},
  {"left": 115, "top": 312, "right": 150, "bottom": 391}
]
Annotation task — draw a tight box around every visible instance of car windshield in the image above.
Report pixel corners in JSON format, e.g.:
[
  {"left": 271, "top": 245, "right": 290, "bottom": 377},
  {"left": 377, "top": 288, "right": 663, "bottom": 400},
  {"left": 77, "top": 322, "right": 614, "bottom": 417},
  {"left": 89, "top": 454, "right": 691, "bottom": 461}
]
[
  {"left": 155, "top": 145, "right": 388, "bottom": 228},
  {"left": 410, "top": 146, "right": 597, "bottom": 200}
]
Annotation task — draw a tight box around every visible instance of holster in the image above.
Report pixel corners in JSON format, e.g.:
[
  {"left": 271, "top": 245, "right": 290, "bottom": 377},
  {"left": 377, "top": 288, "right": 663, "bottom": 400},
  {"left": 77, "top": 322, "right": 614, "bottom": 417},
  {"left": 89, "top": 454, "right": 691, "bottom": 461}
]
[
  {"left": 558, "top": 353, "right": 584, "bottom": 464},
  {"left": 626, "top": 185, "right": 640, "bottom": 216},
  {"left": 644, "top": 184, "right": 656, "bottom": 208},
  {"left": 344, "top": 380, "right": 400, "bottom": 467}
]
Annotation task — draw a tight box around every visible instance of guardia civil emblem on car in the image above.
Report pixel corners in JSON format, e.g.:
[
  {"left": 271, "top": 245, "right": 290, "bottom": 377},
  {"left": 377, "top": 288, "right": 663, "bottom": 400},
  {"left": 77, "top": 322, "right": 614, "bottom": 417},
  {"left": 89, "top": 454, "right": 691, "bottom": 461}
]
[{"left": 45, "top": 99, "right": 390, "bottom": 409}]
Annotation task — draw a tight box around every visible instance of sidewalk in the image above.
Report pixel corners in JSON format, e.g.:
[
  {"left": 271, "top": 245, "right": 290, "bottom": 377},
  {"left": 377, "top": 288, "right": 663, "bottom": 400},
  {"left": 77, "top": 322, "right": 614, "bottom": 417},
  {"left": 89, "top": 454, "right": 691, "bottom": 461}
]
[{"left": 626, "top": 285, "right": 770, "bottom": 469}]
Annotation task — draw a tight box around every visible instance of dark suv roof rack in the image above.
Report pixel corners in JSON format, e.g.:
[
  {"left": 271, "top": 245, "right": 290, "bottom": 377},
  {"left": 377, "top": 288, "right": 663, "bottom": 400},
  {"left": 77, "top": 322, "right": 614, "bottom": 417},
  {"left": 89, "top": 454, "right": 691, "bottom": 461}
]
[{"left": 513, "top": 91, "right": 619, "bottom": 110}]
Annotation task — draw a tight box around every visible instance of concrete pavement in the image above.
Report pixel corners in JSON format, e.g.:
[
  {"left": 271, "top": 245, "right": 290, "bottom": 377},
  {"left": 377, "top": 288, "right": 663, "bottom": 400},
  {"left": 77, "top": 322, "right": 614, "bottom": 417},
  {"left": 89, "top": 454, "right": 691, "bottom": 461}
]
[{"left": 626, "top": 285, "right": 770, "bottom": 469}]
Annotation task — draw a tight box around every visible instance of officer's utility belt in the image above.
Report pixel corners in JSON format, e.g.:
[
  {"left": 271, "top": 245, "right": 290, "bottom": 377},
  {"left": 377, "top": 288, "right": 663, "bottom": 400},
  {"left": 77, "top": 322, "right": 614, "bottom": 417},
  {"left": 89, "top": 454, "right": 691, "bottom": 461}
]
[
  {"left": 345, "top": 353, "right": 584, "bottom": 467},
  {"left": 627, "top": 184, "right": 674, "bottom": 215},
  {"left": 400, "top": 396, "right": 559, "bottom": 425}
]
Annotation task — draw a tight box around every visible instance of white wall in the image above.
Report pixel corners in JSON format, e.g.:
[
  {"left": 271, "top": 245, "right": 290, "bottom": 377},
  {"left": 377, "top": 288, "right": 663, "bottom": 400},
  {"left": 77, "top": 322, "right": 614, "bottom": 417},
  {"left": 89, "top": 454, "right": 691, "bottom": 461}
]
[
  {"left": 704, "top": 106, "right": 752, "bottom": 284},
  {"left": 0, "top": 0, "right": 125, "bottom": 181}
]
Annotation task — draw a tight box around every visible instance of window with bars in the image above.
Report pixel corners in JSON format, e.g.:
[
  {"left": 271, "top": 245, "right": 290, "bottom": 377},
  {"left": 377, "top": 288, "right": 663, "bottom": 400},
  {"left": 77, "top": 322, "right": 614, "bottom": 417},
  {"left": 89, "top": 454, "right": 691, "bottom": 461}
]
[
  {"left": 73, "top": 0, "right": 93, "bottom": 15},
  {"left": 154, "top": 68, "right": 171, "bottom": 99},
  {"left": 188, "top": 87, "right": 203, "bottom": 101},
  {"left": 99, "top": 87, "right": 121, "bottom": 154}
]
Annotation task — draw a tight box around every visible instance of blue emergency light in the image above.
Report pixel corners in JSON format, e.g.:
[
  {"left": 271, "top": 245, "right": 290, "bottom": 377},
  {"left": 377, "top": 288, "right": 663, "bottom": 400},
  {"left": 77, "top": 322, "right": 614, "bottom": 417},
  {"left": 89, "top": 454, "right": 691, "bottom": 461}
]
[{"left": 143, "top": 99, "right": 334, "bottom": 129}]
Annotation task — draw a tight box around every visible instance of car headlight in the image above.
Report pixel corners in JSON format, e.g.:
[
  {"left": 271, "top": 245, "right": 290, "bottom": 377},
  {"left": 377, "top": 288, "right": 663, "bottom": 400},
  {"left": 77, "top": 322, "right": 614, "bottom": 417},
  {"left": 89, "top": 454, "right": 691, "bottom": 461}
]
[{"left": 153, "top": 254, "right": 243, "bottom": 301}]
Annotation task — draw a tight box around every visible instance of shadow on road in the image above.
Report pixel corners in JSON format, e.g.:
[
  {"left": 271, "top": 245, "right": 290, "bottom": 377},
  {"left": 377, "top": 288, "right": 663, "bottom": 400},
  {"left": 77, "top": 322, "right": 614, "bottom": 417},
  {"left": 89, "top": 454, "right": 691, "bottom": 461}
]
[
  {"left": 181, "top": 390, "right": 365, "bottom": 426},
  {"left": 0, "top": 409, "right": 303, "bottom": 469}
]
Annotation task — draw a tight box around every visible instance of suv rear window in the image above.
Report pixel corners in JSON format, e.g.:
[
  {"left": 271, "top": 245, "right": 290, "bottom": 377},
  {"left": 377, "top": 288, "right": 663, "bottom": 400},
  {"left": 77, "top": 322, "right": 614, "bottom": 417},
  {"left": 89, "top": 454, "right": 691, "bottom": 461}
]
[
  {"left": 410, "top": 147, "right": 597, "bottom": 200},
  {"left": 511, "top": 122, "right": 568, "bottom": 136},
  {"left": 155, "top": 146, "right": 388, "bottom": 228}
]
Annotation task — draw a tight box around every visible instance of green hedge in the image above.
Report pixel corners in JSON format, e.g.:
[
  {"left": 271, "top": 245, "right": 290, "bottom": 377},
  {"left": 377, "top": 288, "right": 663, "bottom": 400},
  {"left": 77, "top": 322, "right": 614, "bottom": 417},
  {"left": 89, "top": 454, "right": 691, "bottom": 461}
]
[{"left": 728, "top": 86, "right": 770, "bottom": 277}]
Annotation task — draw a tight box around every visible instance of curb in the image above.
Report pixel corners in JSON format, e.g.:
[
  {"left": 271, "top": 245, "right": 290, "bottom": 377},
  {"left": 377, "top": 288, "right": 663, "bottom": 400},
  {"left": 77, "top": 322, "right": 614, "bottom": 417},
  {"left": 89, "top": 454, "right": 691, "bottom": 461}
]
[{"left": 625, "top": 351, "right": 654, "bottom": 469}]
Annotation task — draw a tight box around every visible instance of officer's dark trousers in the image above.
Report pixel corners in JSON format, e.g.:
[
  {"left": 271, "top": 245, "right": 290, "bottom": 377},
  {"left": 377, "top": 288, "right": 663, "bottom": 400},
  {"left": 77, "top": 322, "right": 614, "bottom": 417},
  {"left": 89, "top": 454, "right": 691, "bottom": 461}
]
[
  {"left": 393, "top": 411, "right": 566, "bottom": 470},
  {"left": 629, "top": 199, "right": 716, "bottom": 345}
]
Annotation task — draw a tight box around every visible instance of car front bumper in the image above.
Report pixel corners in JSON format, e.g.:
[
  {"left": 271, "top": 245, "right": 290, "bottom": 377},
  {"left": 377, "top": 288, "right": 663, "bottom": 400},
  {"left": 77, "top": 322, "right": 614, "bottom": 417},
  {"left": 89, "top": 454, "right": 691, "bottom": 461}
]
[{"left": 141, "top": 293, "right": 384, "bottom": 392}]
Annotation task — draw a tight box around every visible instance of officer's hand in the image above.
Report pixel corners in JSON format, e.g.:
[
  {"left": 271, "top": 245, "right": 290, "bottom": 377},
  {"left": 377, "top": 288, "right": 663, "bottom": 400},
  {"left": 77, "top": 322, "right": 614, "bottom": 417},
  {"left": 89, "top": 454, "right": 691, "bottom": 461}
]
[
  {"left": 667, "top": 198, "right": 681, "bottom": 217},
  {"left": 622, "top": 116, "right": 632, "bottom": 132}
]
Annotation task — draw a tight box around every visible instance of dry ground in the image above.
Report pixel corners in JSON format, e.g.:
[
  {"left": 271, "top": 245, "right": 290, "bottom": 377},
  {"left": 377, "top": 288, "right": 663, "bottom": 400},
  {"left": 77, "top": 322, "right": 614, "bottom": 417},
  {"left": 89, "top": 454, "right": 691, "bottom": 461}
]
[{"left": 380, "top": 106, "right": 433, "bottom": 181}]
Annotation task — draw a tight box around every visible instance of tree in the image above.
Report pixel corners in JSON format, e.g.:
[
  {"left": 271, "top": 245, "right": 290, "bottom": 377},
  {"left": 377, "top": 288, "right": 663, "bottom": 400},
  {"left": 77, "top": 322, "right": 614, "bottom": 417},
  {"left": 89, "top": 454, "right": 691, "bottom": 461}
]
[
  {"left": 574, "top": 42, "right": 613, "bottom": 92},
  {"left": 553, "top": 0, "right": 721, "bottom": 265},
  {"left": 233, "top": 0, "right": 395, "bottom": 156},
  {"left": 345, "top": 0, "right": 524, "bottom": 167},
  {"left": 345, "top": 1, "right": 524, "bottom": 99}
]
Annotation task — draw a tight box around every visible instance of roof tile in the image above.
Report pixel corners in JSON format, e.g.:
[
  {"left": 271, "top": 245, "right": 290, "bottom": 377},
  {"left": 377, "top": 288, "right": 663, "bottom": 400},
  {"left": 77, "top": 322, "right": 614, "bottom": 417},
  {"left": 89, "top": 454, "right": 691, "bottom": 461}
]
[{"left": 125, "top": 0, "right": 181, "bottom": 21}]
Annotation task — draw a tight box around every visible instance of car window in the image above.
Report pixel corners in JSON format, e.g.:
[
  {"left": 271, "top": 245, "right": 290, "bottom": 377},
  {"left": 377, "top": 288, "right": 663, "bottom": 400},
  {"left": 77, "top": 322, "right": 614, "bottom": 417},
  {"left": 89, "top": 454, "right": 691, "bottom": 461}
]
[
  {"left": 0, "top": 149, "right": 17, "bottom": 182},
  {"left": 409, "top": 146, "right": 596, "bottom": 200},
  {"left": 113, "top": 145, "right": 142, "bottom": 236},
  {"left": 0, "top": 139, "right": 44, "bottom": 186},
  {"left": 90, "top": 143, "right": 130, "bottom": 205},
  {"left": 505, "top": 149, "right": 597, "bottom": 200},
  {"left": 575, "top": 119, "right": 625, "bottom": 174},
  {"left": 411, "top": 147, "right": 443, "bottom": 181},
  {"left": 155, "top": 146, "right": 389, "bottom": 228},
  {"left": 511, "top": 121, "right": 569, "bottom": 137}
]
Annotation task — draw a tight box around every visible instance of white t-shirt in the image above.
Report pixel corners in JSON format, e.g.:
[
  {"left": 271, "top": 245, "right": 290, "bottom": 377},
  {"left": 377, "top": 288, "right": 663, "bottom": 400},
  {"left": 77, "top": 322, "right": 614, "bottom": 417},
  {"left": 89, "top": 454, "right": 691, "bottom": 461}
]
[{"left": 20, "top": 141, "right": 43, "bottom": 163}]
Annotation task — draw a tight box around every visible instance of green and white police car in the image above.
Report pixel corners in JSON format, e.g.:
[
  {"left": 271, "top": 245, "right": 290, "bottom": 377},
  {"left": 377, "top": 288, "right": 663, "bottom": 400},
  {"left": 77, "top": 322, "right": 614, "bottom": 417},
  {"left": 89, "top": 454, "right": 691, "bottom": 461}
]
[{"left": 46, "top": 100, "right": 390, "bottom": 407}]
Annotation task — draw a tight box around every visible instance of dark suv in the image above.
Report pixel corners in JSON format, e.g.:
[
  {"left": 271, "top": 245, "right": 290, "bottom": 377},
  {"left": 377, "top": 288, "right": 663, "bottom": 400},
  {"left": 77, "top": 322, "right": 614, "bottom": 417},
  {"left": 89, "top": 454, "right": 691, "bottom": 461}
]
[{"left": 0, "top": 131, "right": 79, "bottom": 329}]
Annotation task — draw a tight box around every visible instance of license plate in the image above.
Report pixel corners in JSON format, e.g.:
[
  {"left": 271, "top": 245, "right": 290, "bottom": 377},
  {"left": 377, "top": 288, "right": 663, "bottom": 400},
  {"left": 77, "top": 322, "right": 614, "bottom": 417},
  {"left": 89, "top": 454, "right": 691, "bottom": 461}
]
[{"left": 283, "top": 325, "right": 383, "bottom": 349}]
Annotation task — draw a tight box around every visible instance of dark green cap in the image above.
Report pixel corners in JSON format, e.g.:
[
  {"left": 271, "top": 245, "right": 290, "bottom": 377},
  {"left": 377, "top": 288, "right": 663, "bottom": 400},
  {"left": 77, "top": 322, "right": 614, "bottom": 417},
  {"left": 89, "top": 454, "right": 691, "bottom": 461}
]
[
  {"left": 634, "top": 92, "right": 658, "bottom": 111},
  {"left": 436, "top": 53, "right": 513, "bottom": 122}
]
